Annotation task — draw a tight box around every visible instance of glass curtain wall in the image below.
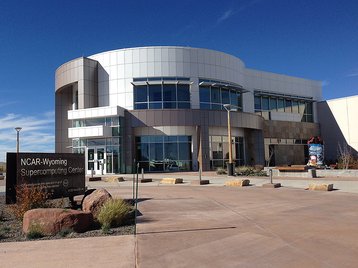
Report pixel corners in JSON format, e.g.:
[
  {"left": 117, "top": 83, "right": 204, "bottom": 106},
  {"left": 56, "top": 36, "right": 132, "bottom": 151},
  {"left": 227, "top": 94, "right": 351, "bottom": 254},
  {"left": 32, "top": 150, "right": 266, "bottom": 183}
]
[
  {"left": 136, "top": 135, "right": 192, "bottom": 172},
  {"left": 133, "top": 77, "right": 191, "bottom": 109},
  {"left": 209, "top": 136, "right": 244, "bottom": 169},
  {"left": 254, "top": 94, "right": 313, "bottom": 122},
  {"left": 199, "top": 86, "right": 242, "bottom": 110},
  {"left": 71, "top": 117, "right": 124, "bottom": 173}
]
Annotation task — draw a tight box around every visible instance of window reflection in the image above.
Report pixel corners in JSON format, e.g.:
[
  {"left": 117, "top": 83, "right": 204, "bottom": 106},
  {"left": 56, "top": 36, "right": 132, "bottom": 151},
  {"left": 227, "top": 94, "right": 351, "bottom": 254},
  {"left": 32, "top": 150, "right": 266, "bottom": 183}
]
[
  {"left": 136, "top": 135, "right": 192, "bottom": 172},
  {"left": 209, "top": 135, "right": 245, "bottom": 169},
  {"left": 254, "top": 93, "right": 314, "bottom": 122},
  {"left": 133, "top": 78, "right": 191, "bottom": 110},
  {"left": 199, "top": 85, "right": 242, "bottom": 111}
]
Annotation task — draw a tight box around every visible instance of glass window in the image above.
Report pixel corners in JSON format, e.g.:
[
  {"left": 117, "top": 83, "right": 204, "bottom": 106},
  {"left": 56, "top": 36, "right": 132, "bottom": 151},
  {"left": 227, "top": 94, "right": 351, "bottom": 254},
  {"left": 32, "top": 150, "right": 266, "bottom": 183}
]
[
  {"left": 199, "top": 86, "right": 210, "bottom": 102},
  {"left": 298, "top": 101, "right": 306, "bottom": 113},
  {"left": 135, "top": 103, "right": 148, "bottom": 109},
  {"left": 163, "top": 85, "right": 176, "bottom": 101},
  {"left": 112, "top": 127, "right": 120, "bottom": 136},
  {"left": 88, "top": 148, "right": 94, "bottom": 161},
  {"left": 148, "top": 85, "right": 162, "bottom": 102},
  {"left": 87, "top": 139, "right": 106, "bottom": 146},
  {"left": 136, "top": 135, "right": 192, "bottom": 172},
  {"left": 134, "top": 78, "right": 191, "bottom": 110},
  {"left": 164, "top": 143, "right": 178, "bottom": 160},
  {"left": 134, "top": 85, "right": 147, "bottom": 102},
  {"left": 86, "top": 118, "right": 105, "bottom": 126},
  {"left": 209, "top": 135, "right": 244, "bottom": 169},
  {"left": 164, "top": 136, "right": 177, "bottom": 142},
  {"left": 212, "top": 142, "right": 223, "bottom": 159},
  {"left": 149, "top": 136, "right": 163, "bottom": 143},
  {"left": 306, "top": 102, "right": 313, "bottom": 114},
  {"left": 178, "top": 136, "right": 191, "bottom": 142},
  {"left": 277, "top": 99, "right": 284, "bottom": 112},
  {"left": 141, "top": 136, "right": 150, "bottom": 143},
  {"left": 306, "top": 114, "right": 313, "bottom": 122},
  {"left": 149, "top": 102, "right": 162, "bottom": 109},
  {"left": 221, "top": 89, "right": 230, "bottom": 104},
  {"left": 163, "top": 102, "right": 176, "bottom": 109},
  {"left": 149, "top": 143, "right": 163, "bottom": 160},
  {"left": 292, "top": 101, "right": 299, "bottom": 113},
  {"left": 178, "top": 102, "right": 190, "bottom": 109},
  {"left": 211, "top": 87, "right": 221, "bottom": 103},
  {"left": 230, "top": 91, "right": 239, "bottom": 107},
  {"left": 200, "top": 103, "right": 211, "bottom": 109},
  {"left": 285, "top": 100, "right": 292, "bottom": 112},
  {"left": 211, "top": 104, "right": 222, "bottom": 110},
  {"left": 137, "top": 143, "right": 149, "bottom": 161},
  {"left": 177, "top": 85, "right": 190, "bottom": 101},
  {"left": 254, "top": 96, "right": 261, "bottom": 110},
  {"left": 262, "top": 97, "right": 269, "bottom": 110},
  {"left": 179, "top": 143, "right": 191, "bottom": 160},
  {"left": 269, "top": 98, "right": 277, "bottom": 111}
]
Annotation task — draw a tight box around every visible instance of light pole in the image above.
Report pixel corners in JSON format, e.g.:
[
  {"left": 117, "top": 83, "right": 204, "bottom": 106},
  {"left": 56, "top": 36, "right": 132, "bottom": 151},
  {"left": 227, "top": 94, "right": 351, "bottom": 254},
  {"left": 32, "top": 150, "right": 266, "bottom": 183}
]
[
  {"left": 15, "top": 127, "right": 22, "bottom": 154},
  {"left": 223, "top": 104, "right": 235, "bottom": 176}
]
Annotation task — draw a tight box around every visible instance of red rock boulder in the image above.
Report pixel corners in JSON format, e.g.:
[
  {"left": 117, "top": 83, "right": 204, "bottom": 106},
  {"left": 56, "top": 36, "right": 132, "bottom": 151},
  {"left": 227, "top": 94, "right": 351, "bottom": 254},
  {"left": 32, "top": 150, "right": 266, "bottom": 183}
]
[
  {"left": 23, "top": 208, "right": 94, "bottom": 235},
  {"left": 82, "top": 188, "right": 112, "bottom": 218}
]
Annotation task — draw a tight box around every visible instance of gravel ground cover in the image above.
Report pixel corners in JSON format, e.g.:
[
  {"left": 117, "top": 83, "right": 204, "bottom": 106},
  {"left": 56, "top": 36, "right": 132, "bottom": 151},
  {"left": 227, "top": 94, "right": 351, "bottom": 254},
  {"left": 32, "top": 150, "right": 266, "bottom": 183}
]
[{"left": 0, "top": 196, "right": 135, "bottom": 243}]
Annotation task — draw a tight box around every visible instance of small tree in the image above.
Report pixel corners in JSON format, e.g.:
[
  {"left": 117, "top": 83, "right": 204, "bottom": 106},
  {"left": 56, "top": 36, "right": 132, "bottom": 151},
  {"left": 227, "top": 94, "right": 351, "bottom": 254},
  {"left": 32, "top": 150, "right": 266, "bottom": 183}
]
[{"left": 337, "top": 143, "right": 353, "bottom": 170}]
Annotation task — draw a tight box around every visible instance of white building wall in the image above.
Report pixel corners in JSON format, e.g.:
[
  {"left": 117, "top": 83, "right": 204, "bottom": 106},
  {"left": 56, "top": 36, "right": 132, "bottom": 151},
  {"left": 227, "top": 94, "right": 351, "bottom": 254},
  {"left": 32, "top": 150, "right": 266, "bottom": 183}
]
[
  {"left": 326, "top": 95, "right": 358, "bottom": 153},
  {"left": 244, "top": 68, "right": 322, "bottom": 122},
  {"left": 244, "top": 69, "right": 322, "bottom": 101},
  {"left": 89, "top": 46, "right": 246, "bottom": 110}
]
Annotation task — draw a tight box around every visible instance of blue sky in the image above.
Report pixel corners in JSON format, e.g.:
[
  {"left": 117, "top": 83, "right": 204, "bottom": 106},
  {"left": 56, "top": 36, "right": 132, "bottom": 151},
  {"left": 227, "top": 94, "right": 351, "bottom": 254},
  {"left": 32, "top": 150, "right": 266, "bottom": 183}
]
[{"left": 0, "top": 0, "right": 357, "bottom": 161}]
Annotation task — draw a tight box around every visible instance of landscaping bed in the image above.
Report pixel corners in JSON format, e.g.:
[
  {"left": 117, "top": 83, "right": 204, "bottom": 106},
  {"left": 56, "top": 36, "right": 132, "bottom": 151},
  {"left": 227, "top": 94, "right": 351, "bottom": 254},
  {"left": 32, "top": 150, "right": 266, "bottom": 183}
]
[{"left": 0, "top": 195, "right": 135, "bottom": 243}]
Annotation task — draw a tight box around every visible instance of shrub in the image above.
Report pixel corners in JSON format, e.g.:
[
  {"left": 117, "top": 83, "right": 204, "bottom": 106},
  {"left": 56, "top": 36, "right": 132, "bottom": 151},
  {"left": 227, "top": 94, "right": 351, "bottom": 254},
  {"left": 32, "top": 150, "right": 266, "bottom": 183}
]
[
  {"left": 235, "top": 166, "right": 267, "bottom": 177},
  {"left": 0, "top": 226, "right": 10, "bottom": 239},
  {"left": 101, "top": 223, "right": 111, "bottom": 234},
  {"left": 11, "top": 184, "right": 51, "bottom": 220},
  {"left": 216, "top": 167, "right": 227, "bottom": 175},
  {"left": 58, "top": 228, "right": 74, "bottom": 238},
  {"left": 26, "top": 223, "right": 44, "bottom": 240},
  {"left": 97, "top": 199, "right": 132, "bottom": 228}
]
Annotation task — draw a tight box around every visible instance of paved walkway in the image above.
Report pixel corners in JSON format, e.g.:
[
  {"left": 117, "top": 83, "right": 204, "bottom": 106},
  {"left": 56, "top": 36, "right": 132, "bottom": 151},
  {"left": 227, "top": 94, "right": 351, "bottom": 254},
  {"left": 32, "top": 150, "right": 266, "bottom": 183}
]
[{"left": 1, "top": 173, "right": 358, "bottom": 267}]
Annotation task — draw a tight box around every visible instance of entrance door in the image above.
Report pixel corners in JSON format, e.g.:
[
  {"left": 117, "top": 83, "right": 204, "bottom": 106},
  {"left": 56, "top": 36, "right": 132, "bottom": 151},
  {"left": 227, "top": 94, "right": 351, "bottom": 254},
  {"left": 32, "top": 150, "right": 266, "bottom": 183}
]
[{"left": 87, "top": 147, "right": 106, "bottom": 175}]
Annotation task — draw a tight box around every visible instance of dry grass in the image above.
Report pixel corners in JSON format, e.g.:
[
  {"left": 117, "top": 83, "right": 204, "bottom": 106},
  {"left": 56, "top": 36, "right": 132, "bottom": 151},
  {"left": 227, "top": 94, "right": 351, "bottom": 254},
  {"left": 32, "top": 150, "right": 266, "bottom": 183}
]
[
  {"left": 97, "top": 199, "right": 132, "bottom": 229},
  {"left": 10, "top": 184, "right": 51, "bottom": 220}
]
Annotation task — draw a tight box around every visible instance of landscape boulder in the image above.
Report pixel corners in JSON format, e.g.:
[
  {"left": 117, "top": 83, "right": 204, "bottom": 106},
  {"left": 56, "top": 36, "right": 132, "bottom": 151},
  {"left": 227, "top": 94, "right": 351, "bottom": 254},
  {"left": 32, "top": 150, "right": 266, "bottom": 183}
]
[
  {"left": 82, "top": 188, "right": 112, "bottom": 218},
  {"left": 23, "top": 208, "right": 94, "bottom": 235}
]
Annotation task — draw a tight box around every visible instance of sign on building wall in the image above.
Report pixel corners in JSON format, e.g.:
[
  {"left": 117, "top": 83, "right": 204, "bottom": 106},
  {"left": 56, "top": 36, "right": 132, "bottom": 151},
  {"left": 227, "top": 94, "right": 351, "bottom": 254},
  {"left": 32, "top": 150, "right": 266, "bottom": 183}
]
[{"left": 6, "top": 153, "right": 85, "bottom": 204}]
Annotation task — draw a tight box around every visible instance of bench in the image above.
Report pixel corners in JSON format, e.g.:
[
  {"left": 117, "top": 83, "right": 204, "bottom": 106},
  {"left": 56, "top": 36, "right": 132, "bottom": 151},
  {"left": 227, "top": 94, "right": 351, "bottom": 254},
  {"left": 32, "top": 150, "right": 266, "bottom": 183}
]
[
  {"left": 276, "top": 166, "right": 308, "bottom": 172},
  {"left": 275, "top": 166, "right": 316, "bottom": 178}
]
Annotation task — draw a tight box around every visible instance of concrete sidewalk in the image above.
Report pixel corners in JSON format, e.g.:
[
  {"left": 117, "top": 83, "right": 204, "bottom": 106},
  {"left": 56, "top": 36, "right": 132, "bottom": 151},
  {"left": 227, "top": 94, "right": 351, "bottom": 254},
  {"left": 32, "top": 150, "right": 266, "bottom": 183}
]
[
  {"left": 1, "top": 175, "right": 358, "bottom": 267},
  {"left": 134, "top": 186, "right": 358, "bottom": 267},
  {"left": 87, "top": 171, "right": 358, "bottom": 194}
]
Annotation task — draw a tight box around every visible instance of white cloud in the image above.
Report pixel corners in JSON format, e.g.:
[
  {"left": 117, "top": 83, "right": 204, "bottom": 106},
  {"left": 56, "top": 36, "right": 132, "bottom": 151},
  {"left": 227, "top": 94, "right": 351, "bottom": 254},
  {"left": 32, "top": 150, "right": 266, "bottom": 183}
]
[
  {"left": 217, "top": 1, "right": 262, "bottom": 24},
  {"left": 0, "top": 101, "right": 19, "bottom": 108},
  {"left": 346, "top": 73, "right": 358, "bottom": 77},
  {"left": 217, "top": 9, "right": 234, "bottom": 23},
  {"left": 0, "top": 111, "right": 55, "bottom": 162}
]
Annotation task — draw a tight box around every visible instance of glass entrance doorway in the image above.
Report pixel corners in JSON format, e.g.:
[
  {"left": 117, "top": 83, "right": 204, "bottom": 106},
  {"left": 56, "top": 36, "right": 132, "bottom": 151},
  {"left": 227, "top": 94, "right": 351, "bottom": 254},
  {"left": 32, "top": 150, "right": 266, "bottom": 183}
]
[{"left": 87, "top": 147, "right": 106, "bottom": 175}]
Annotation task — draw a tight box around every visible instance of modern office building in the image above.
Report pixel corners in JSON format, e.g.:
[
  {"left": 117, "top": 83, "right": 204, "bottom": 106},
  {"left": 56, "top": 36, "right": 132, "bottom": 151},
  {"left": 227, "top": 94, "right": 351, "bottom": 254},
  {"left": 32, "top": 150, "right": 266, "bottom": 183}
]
[{"left": 55, "top": 46, "right": 321, "bottom": 175}]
